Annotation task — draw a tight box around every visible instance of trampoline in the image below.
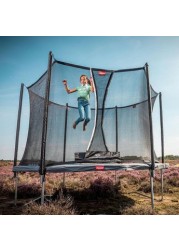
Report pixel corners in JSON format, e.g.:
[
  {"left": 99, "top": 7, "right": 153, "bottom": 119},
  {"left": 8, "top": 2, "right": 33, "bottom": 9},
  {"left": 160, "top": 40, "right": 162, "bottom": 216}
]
[{"left": 13, "top": 52, "right": 168, "bottom": 208}]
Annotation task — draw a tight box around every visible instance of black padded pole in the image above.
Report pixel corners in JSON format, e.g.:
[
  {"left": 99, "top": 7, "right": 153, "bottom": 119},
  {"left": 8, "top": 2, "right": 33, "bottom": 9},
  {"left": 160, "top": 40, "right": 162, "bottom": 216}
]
[
  {"left": 88, "top": 70, "right": 114, "bottom": 152},
  {"left": 87, "top": 69, "right": 98, "bottom": 151},
  {"left": 63, "top": 103, "right": 68, "bottom": 163},
  {"left": 145, "top": 63, "right": 155, "bottom": 171},
  {"left": 40, "top": 51, "right": 53, "bottom": 175},
  {"left": 145, "top": 63, "right": 155, "bottom": 209},
  {"left": 14, "top": 83, "right": 24, "bottom": 168},
  {"left": 101, "top": 72, "right": 114, "bottom": 151},
  {"left": 62, "top": 103, "right": 68, "bottom": 188},
  {"left": 115, "top": 106, "right": 118, "bottom": 152},
  {"left": 159, "top": 92, "right": 164, "bottom": 163}
]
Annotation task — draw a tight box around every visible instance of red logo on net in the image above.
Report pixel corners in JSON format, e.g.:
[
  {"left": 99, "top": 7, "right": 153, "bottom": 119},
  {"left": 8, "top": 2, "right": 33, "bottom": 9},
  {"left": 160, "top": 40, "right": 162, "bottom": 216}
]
[
  {"left": 98, "top": 71, "right": 106, "bottom": 76},
  {"left": 96, "top": 165, "right": 105, "bottom": 170}
]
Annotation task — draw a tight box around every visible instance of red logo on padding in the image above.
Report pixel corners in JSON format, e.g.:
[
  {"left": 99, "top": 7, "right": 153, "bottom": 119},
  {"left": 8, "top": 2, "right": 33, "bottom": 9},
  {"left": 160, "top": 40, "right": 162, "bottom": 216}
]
[
  {"left": 96, "top": 165, "right": 105, "bottom": 170},
  {"left": 98, "top": 71, "right": 106, "bottom": 76}
]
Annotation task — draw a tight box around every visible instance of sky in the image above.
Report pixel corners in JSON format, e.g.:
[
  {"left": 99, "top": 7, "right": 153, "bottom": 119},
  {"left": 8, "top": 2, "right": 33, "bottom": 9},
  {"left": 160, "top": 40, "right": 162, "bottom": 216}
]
[
  {"left": 0, "top": 2, "right": 179, "bottom": 246},
  {"left": 0, "top": 36, "right": 179, "bottom": 160}
]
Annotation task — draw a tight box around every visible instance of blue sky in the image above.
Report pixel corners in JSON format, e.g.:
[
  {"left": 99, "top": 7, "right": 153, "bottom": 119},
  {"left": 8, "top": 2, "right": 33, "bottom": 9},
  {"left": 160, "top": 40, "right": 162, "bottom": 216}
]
[{"left": 0, "top": 36, "right": 179, "bottom": 159}]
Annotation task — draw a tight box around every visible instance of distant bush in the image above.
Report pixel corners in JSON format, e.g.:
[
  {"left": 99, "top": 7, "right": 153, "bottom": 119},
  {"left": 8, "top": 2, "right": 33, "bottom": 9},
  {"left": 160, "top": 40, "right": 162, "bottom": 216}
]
[{"left": 164, "top": 155, "right": 179, "bottom": 160}]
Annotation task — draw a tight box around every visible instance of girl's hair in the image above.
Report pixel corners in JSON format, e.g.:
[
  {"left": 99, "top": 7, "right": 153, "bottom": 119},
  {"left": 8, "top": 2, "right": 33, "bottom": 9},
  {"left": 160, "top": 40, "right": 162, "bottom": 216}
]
[
  {"left": 80, "top": 75, "right": 91, "bottom": 85},
  {"left": 80, "top": 74, "right": 87, "bottom": 80}
]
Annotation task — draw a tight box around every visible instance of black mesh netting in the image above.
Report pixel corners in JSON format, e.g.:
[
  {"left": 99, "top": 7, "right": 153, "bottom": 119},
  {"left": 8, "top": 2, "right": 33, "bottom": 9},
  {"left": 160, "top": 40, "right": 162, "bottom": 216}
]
[{"left": 20, "top": 61, "right": 158, "bottom": 167}]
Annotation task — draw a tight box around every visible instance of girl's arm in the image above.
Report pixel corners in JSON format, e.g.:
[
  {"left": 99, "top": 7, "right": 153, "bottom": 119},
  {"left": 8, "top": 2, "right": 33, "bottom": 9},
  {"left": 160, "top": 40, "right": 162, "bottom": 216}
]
[
  {"left": 89, "top": 77, "right": 95, "bottom": 92},
  {"left": 63, "top": 80, "right": 77, "bottom": 94}
]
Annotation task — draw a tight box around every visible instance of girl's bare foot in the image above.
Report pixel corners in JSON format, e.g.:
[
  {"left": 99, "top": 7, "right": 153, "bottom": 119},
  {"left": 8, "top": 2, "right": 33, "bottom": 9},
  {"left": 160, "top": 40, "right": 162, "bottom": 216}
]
[
  {"left": 73, "top": 122, "right": 76, "bottom": 129},
  {"left": 83, "top": 122, "right": 87, "bottom": 131}
]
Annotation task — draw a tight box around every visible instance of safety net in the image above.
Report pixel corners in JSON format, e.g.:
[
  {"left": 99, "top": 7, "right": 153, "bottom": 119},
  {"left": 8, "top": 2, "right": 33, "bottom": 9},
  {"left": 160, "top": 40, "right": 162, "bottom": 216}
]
[{"left": 20, "top": 60, "right": 158, "bottom": 168}]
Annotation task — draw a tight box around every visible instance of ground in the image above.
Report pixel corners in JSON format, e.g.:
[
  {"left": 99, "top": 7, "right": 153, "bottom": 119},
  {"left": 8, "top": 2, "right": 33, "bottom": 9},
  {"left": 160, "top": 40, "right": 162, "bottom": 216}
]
[{"left": 0, "top": 160, "right": 179, "bottom": 215}]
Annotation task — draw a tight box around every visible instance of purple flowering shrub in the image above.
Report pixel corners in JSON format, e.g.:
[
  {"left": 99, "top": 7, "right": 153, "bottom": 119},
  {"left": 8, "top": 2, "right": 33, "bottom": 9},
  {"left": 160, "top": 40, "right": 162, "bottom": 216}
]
[
  {"left": 0, "top": 162, "right": 179, "bottom": 199},
  {"left": 137, "top": 167, "right": 179, "bottom": 193},
  {"left": 163, "top": 167, "right": 179, "bottom": 187},
  {"left": 154, "top": 167, "right": 179, "bottom": 187}
]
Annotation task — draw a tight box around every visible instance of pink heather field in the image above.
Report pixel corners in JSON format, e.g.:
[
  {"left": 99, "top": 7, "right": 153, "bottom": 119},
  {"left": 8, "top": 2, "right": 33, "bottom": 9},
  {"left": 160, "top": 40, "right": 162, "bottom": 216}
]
[{"left": 0, "top": 159, "right": 179, "bottom": 215}]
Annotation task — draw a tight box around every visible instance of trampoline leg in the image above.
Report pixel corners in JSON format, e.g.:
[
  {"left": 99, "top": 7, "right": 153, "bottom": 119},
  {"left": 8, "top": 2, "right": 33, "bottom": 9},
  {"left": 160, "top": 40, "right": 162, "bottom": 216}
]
[
  {"left": 14, "top": 173, "right": 18, "bottom": 206},
  {"left": 161, "top": 169, "right": 164, "bottom": 201},
  {"left": 63, "top": 173, "right": 66, "bottom": 188},
  {"left": 114, "top": 171, "right": 117, "bottom": 184},
  {"left": 150, "top": 170, "right": 154, "bottom": 210},
  {"left": 41, "top": 175, "right": 45, "bottom": 205}
]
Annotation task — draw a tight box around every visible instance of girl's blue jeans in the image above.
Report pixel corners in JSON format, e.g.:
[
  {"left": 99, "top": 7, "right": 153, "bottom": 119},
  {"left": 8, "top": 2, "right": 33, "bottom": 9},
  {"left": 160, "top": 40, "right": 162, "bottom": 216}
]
[{"left": 75, "top": 98, "right": 91, "bottom": 125}]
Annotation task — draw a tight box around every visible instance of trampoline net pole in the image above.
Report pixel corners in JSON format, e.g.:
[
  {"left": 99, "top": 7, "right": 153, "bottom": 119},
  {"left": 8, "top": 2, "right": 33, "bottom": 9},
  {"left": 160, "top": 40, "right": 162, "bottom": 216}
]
[
  {"left": 61, "top": 103, "right": 68, "bottom": 188},
  {"left": 145, "top": 63, "right": 155, "bottom": 170},
  {"left": 14, "top": 83, "right": 24, "bottom": 168},
  {"left": 159, "top": 92, "right": 165, "bottom": 163},
  {"left": 100, "top": 72, "right": 114, "bottom": 151},
  {"left": 40, "top": 51, "right": 53, "bottom": 175},
  {"left": 159, "top": 93, "right": 165, "bottom": 200},
  {"left": 115, "top": 106, "right": 118, "bottom": 152},
  {"left": 146, "top": 63, "right": 155, "bottom": 209},
  {"left": 13, "top": 84, "right": 24, "bottom": 205},
  {"left": 63, "top": 103, "right": 68, "bottom": 163}
]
